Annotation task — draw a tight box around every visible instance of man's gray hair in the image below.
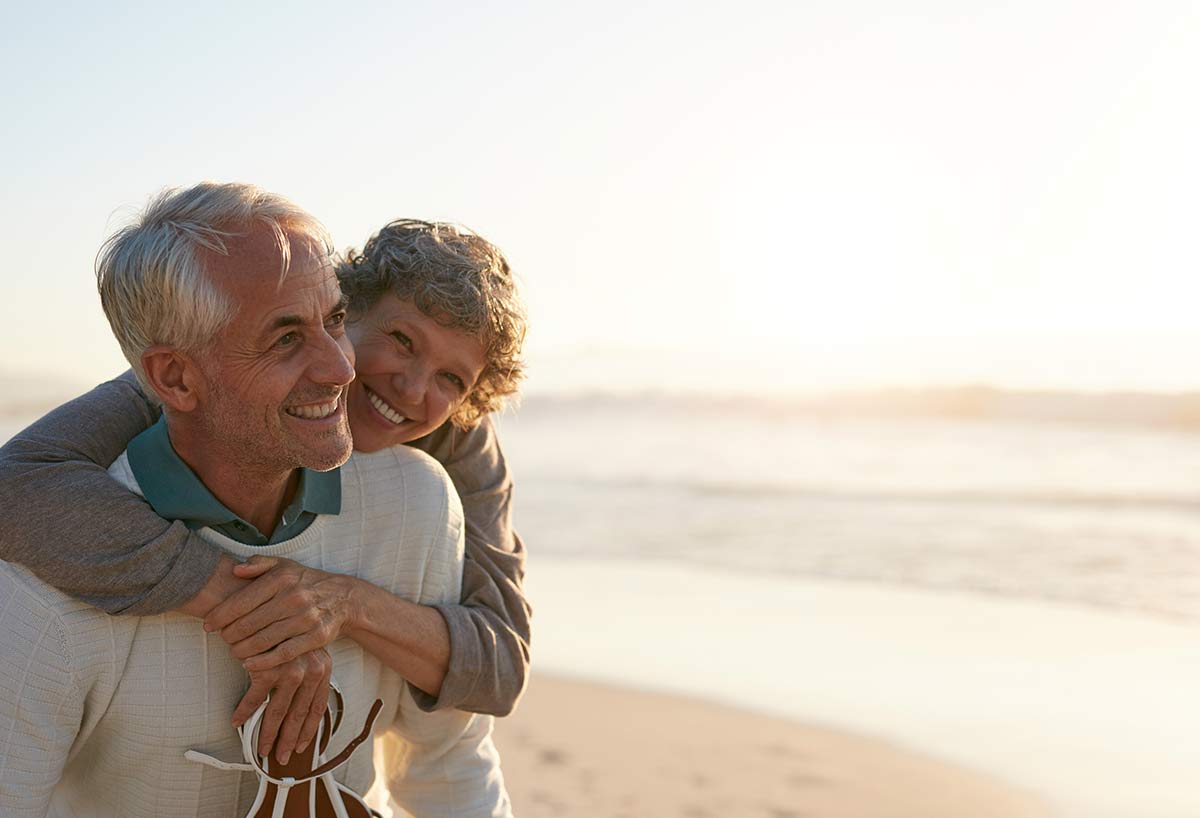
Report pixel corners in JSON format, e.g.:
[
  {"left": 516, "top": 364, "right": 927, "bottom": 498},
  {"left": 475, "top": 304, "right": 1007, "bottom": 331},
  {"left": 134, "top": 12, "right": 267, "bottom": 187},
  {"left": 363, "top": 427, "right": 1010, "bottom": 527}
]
[{"left": 96, "top": 182, "right": 333, "bottom": 395}]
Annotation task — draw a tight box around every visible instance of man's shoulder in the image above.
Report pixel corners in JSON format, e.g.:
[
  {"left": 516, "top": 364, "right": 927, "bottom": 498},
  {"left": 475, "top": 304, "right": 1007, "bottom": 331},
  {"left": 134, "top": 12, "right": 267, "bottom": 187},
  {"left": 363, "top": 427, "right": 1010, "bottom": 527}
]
[
  {"left": 0, "top": 561, "right": 88, "bottom": 617},
  {"left": 346, "top": 445, "right": 449, "bottom": 483},
  {"left": 342, "top": 446, "right": 460, "bottom": 516},
  {"left": 0, "top": 452, "right": 136, "bottom": 655},
  {"left": 0, "top": 561, "right": 113, "bottom": 661},
  {"left": 0, "top": 560, "right": 142, "bottom": 730},
  {"left": 334, "top": 448, "right": 464, "bottom": 598}
]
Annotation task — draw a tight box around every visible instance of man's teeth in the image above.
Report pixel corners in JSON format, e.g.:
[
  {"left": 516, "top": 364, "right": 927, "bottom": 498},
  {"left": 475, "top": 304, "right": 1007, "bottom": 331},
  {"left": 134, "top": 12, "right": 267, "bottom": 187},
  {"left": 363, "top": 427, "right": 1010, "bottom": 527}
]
[
  {"left": 367, "top": 389, "right": 407, "bottom": 425},
  {"left": 285, "top": 400, "right": 339, "bottom": 420}
]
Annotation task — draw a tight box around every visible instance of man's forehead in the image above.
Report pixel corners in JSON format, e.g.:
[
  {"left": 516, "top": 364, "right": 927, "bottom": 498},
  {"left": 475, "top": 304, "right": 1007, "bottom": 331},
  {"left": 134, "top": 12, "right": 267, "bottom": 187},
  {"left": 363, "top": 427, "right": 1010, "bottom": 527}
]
[
  {"left": 201, "top": 223, "right": 325, "bottom": 285},
  {"left": 199, "top": 224, "right": 268, "bottom": 276},
  {"left": 257, "top": 267, "right": 341, "bottom": 310}
]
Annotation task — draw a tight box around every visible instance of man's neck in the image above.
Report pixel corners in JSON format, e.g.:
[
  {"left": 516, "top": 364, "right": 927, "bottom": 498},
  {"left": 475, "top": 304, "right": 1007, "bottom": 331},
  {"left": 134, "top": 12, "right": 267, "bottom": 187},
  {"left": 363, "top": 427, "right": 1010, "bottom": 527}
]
[{"left": 166, "top": 420, "right": 299, "bottom": 538}]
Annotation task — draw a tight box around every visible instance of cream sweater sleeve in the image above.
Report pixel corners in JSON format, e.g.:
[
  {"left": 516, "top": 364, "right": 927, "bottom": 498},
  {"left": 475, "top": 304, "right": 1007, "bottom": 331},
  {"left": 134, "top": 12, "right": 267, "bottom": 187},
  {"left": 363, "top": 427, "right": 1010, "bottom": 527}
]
[{"left": 0, "top": 566, "right": 85, "bottom": 818}]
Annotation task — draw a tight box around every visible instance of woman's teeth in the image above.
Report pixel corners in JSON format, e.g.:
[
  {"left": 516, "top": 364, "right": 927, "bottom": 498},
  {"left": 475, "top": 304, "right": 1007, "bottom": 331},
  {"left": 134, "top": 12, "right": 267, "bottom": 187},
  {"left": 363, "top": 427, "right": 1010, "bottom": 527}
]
[{"left": 367, "top": 389, "right": 407, "bottom": 425}]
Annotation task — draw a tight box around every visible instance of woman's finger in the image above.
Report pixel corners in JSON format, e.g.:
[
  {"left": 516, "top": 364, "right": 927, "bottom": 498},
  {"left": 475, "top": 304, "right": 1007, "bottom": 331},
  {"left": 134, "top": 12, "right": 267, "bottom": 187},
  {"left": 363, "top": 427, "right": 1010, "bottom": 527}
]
[{"left": 232, "top": 556, "right": 279, "bottom": 579}]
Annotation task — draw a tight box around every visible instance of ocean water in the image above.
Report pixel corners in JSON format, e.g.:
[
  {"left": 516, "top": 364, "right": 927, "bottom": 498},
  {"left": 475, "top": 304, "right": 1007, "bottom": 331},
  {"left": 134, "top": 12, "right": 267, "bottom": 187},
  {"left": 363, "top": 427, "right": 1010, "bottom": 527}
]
[
  {"left": 496, "top": 396, "right": 1200, "bottom": 621},
  {"left": 5, "top": 391, "right": 1200, "bottom": 621}
]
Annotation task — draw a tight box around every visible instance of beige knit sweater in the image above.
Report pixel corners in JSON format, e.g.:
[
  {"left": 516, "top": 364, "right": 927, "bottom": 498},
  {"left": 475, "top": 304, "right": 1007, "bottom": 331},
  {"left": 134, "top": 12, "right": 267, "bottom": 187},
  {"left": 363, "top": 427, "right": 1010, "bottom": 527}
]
[{"left": 0, "top": 446, "right": 511, "bottom": 818}]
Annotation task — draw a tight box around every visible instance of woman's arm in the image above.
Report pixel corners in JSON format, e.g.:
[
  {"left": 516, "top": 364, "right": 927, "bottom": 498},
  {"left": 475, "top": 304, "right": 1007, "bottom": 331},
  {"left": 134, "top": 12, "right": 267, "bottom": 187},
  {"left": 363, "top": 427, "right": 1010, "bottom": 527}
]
[
  {"left": 0, "top": 372, "right": 331, "bottom": 762},
  {"left": 6, "top": 376, "right": 532, "bottom": 718},
  {"left": 208, "top": 416, "right": 532, "bottom": 717},
  {"left": 409, "top": 417, "right": 531, "bottom": 717},
  {"left": 0, "top": 371, "right": 223, "bottom": 614}
]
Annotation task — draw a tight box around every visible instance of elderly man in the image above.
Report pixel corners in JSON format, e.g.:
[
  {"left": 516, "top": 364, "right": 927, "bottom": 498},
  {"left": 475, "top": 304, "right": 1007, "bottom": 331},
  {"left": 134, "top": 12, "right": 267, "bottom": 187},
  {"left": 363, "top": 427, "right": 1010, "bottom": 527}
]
[{"left": 0, "top": 183, "right": 510, "bottom": 817}]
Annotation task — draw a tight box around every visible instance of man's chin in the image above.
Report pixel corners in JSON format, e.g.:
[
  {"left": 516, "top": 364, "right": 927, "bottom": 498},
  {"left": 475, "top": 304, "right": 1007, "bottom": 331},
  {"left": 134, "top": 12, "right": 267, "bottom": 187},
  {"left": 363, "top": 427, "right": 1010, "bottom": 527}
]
[
  {"left": 286, "top": 421, "right": 355, "bottom": 471},
  {"left": 304, "top": 436, "right": 354, "bottom": 472}
]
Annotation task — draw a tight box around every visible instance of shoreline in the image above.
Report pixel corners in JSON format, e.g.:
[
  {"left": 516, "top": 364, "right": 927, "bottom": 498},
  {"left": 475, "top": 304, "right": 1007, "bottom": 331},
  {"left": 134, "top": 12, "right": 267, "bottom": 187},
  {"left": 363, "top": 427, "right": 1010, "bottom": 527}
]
[{"left": 494, "top": 673, "right": 1054, "bottom": 818}]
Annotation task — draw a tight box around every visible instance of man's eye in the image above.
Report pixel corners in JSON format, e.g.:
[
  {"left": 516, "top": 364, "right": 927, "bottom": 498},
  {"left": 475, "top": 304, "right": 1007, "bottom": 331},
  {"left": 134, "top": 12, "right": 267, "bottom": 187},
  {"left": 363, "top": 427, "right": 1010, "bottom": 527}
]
[
  {"left": 392, "top": 331, "right": 413, "bottom": 350},
  {"left": 276, "top": 332, "right": 300, "bottom": 348},
  {"left": 326, "top": 311, "right": 347, "bottom": 328}
]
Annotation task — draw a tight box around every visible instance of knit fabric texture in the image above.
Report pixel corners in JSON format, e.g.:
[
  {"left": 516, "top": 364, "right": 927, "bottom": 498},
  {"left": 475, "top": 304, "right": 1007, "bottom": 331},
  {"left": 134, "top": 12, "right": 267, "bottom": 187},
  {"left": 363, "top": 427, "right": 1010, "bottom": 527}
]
[{"left": 0, "top": 445, "right": 511, "bottom": 818}]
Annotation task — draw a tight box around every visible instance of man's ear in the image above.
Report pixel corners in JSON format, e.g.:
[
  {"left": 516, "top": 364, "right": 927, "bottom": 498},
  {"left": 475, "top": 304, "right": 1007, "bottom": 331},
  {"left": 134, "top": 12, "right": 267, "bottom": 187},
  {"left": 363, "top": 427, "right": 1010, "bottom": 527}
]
[{"left": 140, "top": 346, "right": 204, "bottom": 412}]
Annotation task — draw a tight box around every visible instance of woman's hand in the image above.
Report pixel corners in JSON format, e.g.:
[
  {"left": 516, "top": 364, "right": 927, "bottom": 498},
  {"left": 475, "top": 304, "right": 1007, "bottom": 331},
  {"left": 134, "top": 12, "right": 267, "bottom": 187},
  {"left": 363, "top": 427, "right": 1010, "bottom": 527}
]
[{"left": 204, "top": 556, "right": 360, "bottom": 669}]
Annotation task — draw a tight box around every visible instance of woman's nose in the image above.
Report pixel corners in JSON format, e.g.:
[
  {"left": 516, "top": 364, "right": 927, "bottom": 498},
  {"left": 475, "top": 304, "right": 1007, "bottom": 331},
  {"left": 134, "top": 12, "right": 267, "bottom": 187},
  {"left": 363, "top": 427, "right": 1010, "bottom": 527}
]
[{"left": 392, "top": 365, "right": 428, "bottom": 406}]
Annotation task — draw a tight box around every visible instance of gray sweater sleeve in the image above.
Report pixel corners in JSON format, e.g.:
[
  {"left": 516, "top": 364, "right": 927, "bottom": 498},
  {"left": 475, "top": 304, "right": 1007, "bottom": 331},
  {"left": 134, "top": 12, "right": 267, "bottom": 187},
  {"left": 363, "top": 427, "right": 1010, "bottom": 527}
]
[
  {"left": 407, "top": 418, "right": 531, "bottom": 717},
  {"left": 0, "top": 371, "right": 223, "bottom": 615},
  {"left": 0, "top": 375, "right": 531, "bottom": 716}
]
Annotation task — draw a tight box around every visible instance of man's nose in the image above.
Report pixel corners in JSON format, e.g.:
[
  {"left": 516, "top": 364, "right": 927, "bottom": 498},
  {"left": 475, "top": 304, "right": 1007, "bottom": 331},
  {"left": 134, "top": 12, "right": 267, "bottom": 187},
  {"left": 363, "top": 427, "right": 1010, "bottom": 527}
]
[{"left": 311, "top": 329, "right": 356, "bottom": 387}]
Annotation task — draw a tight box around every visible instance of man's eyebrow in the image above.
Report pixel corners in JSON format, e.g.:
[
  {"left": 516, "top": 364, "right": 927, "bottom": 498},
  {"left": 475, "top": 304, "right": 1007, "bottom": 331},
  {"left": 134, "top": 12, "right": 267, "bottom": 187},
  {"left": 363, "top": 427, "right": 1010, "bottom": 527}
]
[
  {"left": 264, "top": 314, "right": 306, "bottom": 334},
  {"left": 328, "top": 294, "right": 350, "bottom": 316},
  {"left": 261, "top": 296, "right": 350, "bottom": 336}
]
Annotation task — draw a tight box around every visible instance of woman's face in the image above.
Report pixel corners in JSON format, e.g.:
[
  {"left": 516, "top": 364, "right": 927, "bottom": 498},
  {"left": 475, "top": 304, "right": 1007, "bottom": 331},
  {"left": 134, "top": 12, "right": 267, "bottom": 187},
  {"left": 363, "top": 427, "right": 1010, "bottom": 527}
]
[{"left": 345, "top": 293, "right": 486, "bottom": 452}]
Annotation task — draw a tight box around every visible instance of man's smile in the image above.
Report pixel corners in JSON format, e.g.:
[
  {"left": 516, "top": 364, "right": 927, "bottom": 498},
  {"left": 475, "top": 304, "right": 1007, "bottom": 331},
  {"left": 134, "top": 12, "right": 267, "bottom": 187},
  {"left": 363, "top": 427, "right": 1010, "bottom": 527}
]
[{"left": 283, "top": 395, "right": 343, "bottom": 421}]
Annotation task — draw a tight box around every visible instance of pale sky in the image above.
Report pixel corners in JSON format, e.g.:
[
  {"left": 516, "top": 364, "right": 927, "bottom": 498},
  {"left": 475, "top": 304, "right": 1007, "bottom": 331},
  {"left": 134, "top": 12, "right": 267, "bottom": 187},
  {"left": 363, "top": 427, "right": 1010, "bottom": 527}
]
[{"left": 2, "top": 0, "right": 1198, "bottom": 395}]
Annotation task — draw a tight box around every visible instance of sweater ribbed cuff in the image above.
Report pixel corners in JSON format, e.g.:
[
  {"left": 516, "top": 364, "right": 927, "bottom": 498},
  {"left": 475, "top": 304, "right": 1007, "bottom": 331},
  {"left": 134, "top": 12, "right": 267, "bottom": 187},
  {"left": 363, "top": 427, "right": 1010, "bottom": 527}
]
[
  {"left": 116, "top": 527, "right": 223, "bottom": 616},
  {"left": 409, "top": 603, "right": 483, "bottom": 712}
]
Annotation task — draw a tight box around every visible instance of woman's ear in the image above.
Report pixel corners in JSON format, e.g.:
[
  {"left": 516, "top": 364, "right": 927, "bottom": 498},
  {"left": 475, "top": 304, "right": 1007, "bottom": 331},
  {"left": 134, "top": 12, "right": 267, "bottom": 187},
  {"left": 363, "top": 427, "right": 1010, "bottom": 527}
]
[{"left": 140, "top": 346, "right": 204, "bottom": 413}]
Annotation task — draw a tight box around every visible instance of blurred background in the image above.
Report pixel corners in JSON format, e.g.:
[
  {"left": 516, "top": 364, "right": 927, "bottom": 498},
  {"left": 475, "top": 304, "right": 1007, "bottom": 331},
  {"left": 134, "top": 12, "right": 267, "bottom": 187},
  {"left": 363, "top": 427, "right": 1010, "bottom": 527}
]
[{"left": 3, "top": 2, "right": 1200, "bottom": 817}]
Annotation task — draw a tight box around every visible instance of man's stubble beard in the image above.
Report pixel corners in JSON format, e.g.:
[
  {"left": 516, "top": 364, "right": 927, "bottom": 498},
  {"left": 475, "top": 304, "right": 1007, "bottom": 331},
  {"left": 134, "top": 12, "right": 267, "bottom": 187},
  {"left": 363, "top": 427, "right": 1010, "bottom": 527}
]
[
  {"left": 199, "top": 382, "right": 291, "bottom": 477},
  {"left": 198, "top": 379, "right": 348, "bottom": 478}
]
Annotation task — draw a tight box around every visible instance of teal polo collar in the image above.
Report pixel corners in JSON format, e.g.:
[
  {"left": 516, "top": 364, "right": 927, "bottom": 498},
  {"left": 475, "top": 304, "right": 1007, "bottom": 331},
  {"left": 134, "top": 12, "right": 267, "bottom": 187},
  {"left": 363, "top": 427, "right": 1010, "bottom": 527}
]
[{"left": 126, "top": 416, "right": 341, "bottom": 545}]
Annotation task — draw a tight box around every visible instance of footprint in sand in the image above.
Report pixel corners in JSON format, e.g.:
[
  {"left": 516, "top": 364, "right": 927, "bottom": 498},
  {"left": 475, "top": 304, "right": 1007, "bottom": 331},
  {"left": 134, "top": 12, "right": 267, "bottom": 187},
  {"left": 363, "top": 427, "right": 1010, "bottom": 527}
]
[
  {"left": 764, "top": 808, "right": 804, "bottom": 818},
  {"left": 761, "top": 742, "right": 803, "bottom": 758},
  {"left": 786, "top": 771, "right": 830, "bottom": 788},
  {"left": 578, "top": 768, "right": 596, "bottom": 792},
  {"left": 537, "top": 747, "right": 569, "bottom": 765}
]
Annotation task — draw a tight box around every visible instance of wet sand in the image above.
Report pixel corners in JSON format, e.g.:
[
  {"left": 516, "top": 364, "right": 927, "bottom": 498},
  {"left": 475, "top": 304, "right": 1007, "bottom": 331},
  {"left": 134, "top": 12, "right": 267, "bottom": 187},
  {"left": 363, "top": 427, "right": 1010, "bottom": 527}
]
[{"left": 493, "top": 674, "right": 1054, "bottom": 818}]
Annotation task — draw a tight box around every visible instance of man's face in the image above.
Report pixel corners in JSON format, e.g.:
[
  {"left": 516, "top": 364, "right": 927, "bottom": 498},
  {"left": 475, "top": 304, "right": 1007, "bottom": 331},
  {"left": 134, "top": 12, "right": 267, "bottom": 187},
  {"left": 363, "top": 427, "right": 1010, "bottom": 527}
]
[{"left": 194, "top": 224, "right": 356, "bottom": 475}]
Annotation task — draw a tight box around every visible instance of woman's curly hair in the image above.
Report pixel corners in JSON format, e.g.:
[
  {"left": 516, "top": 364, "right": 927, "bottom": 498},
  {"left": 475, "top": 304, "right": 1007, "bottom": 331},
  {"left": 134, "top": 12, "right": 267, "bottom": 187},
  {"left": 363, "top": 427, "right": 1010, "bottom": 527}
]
[{"left": 338, "top": 219, "right": 526, "bottom": 429}]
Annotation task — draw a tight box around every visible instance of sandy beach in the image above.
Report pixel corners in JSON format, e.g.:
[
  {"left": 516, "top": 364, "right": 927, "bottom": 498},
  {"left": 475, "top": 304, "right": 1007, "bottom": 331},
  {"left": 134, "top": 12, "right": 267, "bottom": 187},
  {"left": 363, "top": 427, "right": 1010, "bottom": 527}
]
[
  {"left": 519, "top": 558, "right": 1200, "bottom": 818},
  {"left": 494, "top": 674, "right": 1053, "bottom": 818}
]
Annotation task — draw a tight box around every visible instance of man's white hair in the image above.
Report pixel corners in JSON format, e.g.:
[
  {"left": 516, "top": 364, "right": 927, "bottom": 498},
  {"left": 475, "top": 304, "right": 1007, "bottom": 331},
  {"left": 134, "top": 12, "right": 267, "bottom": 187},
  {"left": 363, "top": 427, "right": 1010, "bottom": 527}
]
[{"left": 96, "top": 182, "right": 333, "bottom": 396}]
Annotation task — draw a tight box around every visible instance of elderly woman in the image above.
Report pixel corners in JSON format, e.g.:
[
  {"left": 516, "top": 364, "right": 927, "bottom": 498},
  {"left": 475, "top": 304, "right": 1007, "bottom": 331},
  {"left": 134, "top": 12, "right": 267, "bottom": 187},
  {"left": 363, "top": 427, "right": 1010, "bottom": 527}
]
[{"left": 0, "top": 218, "right": 530, "bottom": 762}]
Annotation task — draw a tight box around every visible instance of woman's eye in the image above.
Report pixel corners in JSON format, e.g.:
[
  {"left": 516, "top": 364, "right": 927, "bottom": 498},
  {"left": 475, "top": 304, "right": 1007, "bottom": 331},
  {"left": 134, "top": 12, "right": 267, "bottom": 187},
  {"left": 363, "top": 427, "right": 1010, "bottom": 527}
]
[
  {"left": 442, "top": 372, "right": 466, "bottom": 392},
  {"left": 392, "top": 331, "right": 413, "bottom": 350}
]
